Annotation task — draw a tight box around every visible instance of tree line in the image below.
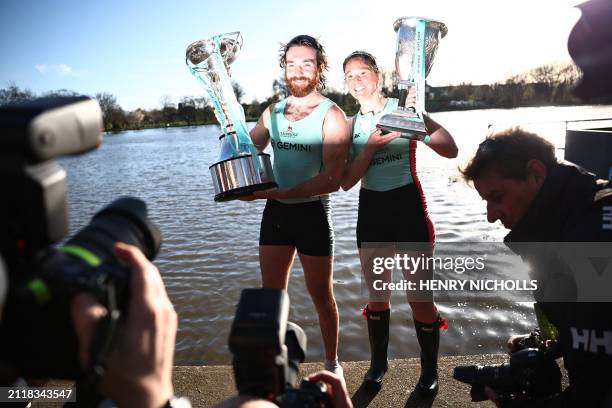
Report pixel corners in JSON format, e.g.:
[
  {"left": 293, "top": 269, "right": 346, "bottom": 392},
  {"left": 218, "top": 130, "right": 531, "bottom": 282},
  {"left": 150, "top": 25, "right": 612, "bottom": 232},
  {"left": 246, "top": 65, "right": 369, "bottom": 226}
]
[{"left": 1, "top": 63, "right": 610, "bottom": 132}]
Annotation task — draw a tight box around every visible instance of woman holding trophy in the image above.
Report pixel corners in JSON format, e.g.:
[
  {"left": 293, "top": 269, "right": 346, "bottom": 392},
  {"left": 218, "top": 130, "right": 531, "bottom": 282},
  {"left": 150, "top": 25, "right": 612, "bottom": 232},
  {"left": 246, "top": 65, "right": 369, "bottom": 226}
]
[{"left": 340, "top": 50, "right": 457, "bottom": 395}]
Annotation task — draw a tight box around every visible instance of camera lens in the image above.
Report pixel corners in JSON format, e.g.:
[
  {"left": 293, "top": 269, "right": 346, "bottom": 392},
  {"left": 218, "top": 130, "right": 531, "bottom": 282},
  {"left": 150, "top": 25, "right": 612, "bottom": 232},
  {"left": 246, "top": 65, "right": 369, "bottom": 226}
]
[{"left": 62, "top": 197, "right": 161, "bottom": 264}]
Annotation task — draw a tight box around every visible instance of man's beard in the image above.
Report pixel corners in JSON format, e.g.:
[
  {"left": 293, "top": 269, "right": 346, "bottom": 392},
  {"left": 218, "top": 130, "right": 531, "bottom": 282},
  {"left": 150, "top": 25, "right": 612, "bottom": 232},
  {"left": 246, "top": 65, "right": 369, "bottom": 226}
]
[{"left": 286, "top": 74, "right": 318, "bottom": 97}]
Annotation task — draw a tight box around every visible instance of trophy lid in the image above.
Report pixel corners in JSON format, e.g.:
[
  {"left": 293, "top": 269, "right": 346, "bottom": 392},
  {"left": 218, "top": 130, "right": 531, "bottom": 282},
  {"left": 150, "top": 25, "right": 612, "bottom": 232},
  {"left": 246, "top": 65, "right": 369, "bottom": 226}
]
[
  {"left": 393, "top": 17, "right": 448, "bottom": 38},
  {"left": 186, "top": 32, "right": 243, "bottom": 66}
]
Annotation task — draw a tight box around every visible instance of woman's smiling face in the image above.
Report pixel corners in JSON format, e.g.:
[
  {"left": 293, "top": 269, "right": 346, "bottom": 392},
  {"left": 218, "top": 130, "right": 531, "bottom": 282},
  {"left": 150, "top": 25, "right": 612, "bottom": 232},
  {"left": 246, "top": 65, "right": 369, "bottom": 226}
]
[{"left": 344, "top": 57, "right": 380, "bottom": 101}]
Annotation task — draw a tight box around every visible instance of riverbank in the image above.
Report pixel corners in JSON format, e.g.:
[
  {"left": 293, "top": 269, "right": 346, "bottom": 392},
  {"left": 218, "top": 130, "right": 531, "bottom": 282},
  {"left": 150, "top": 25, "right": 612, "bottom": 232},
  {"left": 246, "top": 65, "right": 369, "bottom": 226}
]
[
  {"left": 35, "top": 355, "right": 568, "bottom": 407},
  {"left": 170, "top": 354, "right": 568, "bottom": 407},
  {"left": 103, "top": 102, "right": 612, "bottom": 133}
]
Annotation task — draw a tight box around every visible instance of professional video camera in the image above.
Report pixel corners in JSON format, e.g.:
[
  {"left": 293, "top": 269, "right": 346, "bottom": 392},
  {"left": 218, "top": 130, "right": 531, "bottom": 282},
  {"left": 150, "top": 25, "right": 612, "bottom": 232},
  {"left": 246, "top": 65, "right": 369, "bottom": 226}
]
[
  {"left": 0, "top": 97, "right": 161, "bottom": 382},
  {"left": 453, "top": 330, "right": 562, "bottom": 403},
  {"left": 229, "top": 288, "right": 331, "bottom": 407}
]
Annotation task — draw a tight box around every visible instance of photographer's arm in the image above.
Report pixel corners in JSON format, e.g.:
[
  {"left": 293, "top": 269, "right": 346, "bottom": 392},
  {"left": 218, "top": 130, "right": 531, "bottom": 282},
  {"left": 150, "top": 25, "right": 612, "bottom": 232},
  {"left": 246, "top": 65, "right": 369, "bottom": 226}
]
[{"left": 71, "top": 243, "right": 178, "bottom": 408}]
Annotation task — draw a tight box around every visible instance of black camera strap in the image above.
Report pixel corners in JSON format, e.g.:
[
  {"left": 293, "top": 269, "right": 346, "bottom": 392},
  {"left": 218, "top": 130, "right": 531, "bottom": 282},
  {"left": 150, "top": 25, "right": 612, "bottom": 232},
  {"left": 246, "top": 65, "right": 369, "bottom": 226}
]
[
  {"left": 69, "top": 289, "right": 121, "bottom": 407},
  {"left": 87, "top": 284, "right": 121, "bottom": 384}
]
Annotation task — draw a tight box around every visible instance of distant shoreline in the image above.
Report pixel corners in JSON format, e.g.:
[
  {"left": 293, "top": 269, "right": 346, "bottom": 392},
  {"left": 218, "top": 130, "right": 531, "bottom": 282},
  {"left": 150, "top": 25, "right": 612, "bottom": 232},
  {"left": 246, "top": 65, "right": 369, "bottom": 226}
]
[{"left": 106, "top": 102, "right": 612, "bottom": 133}]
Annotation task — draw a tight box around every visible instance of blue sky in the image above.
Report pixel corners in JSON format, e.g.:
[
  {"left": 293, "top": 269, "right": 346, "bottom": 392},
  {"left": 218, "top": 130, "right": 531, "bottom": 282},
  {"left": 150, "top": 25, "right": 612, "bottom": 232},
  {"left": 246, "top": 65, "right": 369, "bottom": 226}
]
[{"left": 0, "top": 0, "right": 582, "bottom": 110}]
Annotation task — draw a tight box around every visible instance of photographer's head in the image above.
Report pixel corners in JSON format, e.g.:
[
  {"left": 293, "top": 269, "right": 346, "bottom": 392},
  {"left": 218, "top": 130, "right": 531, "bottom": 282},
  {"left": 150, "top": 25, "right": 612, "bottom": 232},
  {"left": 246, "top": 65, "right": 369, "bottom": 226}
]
[
  {"left": 568, "top": 0, "right": 612, "bottom": 99},
  {"left": 461, "top": 128, "right": 555, "bottom": 229}
]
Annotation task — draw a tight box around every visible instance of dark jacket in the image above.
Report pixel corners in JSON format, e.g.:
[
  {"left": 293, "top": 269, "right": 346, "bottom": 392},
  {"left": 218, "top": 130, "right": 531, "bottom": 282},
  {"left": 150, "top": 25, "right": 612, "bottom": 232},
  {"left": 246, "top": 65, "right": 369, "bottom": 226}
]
[{"left": 505, "top": 162, "right": 612, "bottom": 407}]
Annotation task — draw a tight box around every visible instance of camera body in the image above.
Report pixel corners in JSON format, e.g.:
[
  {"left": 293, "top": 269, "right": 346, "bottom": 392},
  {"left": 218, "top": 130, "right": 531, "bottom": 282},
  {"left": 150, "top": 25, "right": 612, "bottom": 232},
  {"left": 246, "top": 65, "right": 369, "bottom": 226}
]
[
  {"left": 0, "top": 97, "right": 161, "bottom": 381},
  {"left": 229, "top": 288, "right": 330, "bottom": 407},
  {"left": 453, "top": 330, "right": 562, "bottom": 403}
]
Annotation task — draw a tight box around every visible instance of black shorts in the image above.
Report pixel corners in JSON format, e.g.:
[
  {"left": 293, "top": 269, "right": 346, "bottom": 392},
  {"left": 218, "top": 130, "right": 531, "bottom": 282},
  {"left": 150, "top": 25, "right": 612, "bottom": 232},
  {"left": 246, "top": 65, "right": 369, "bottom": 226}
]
[
  {"left": 259, "top": 199, "right": 334, "bottom": 256},
  {"left": 356, "top": 183, "right": 434, "bottom": 248}
]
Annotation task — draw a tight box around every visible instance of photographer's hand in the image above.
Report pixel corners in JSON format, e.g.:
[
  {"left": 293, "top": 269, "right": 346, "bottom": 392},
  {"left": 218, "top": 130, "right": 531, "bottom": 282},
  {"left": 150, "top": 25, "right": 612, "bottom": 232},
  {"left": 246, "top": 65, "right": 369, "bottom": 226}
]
[
  {"left": 307, "top": 370, "right": 353, "bottom": 408},
  {"left": 484, "top": 386, "right": 502, "bottom": 407},
  {"left": 506, "top": 334, "right": 530, "bottom": 354},
  {"left": 71, "top": 242, "right": 178, "bottom": 408}
]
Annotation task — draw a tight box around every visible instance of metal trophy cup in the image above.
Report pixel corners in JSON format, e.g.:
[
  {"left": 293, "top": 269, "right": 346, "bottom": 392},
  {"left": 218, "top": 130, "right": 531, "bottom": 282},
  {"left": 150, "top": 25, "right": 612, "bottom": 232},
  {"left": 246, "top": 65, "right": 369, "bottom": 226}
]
[
  {"left": 186, "top": 32, "right": 276, "bottom": 202},
  {"left": 378, "top": 17, "right": 447, "bottom": 138}
]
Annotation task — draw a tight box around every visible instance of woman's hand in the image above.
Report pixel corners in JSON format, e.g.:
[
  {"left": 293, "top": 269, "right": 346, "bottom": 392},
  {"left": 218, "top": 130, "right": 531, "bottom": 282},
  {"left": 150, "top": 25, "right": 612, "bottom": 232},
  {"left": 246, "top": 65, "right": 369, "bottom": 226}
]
[{"left": 364, "top": 128, "right": 401, "bottom": 153}]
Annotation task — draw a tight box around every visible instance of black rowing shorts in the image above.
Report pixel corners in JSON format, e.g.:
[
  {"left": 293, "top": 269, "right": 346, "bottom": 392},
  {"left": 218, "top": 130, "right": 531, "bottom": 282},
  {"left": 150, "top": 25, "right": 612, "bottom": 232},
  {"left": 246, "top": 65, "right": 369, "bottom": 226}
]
[
  {"left": 259, "top": 199, "right": 334, "bottom": 256},
  {"left": 356, "top": 183, "right": 434, "bottom": 248}
]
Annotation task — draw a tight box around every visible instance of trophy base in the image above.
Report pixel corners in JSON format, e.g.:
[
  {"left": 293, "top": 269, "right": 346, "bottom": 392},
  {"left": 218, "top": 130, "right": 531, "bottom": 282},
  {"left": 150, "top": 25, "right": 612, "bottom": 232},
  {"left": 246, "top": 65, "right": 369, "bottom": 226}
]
[
  {"left": 209, "top": 153, "right": 277, "bottom": 202},
  {"left": 377, "top": 110, "right": 427, "bottom": 138},
  {"left": 214, "top": 182, "right": 278, "bottom": 202}
]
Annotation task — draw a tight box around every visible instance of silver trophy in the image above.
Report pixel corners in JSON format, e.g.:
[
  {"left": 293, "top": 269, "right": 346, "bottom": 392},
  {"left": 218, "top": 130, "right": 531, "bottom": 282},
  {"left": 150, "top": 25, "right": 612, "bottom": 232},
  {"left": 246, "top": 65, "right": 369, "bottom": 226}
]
[
  {"left": 186, "top": 32, "right": 276, "bottom": 202},
  {"left": 378, "top": 17, "right": 447, "bottom": 138}
]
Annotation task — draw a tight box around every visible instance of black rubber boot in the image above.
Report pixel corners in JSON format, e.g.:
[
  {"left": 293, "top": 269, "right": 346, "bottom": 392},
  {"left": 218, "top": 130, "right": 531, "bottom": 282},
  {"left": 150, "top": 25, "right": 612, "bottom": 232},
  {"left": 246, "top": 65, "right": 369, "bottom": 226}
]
[
  {"left": 363, "top": 307, "right": 390, "bottom": 387},
  {"left": 413, "top": 316, "right": 441, "bottom": 397}
]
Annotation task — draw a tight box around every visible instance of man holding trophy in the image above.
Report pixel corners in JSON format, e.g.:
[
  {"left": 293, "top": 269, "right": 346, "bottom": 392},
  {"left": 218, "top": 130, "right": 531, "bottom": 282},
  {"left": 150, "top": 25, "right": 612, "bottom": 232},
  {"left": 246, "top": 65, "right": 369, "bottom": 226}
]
[
  {"left": 186, "top": 33, "right": 349, "bottom": 375},
  {"left": 246, "top": 34, "right": 350, "bottom": 376},
  {"left": 340, "top": 17, "right": 457, "bottom": 396}
]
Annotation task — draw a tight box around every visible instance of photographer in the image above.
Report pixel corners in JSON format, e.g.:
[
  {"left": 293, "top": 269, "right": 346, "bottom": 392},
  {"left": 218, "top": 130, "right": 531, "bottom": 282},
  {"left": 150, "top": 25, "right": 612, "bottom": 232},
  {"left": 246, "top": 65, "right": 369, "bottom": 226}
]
[
  {"left": 0, "top": 96, "right": 189, "bottom": 407},
  {"left": 226, "top": 288, "right": 353, "bottom": 408},
  {"left": 456, "top": 1, "right": 612, "bottom": 404},
  {"left": 460, "top": 127, "right": 612, "bottom": 407}
]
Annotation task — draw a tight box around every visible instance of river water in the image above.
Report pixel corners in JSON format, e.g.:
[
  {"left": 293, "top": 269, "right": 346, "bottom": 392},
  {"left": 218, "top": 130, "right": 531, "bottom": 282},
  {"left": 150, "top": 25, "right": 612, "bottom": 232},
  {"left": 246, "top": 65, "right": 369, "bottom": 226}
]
[{"left": 58, "top": 105, "right": 612, "bottom": 365}]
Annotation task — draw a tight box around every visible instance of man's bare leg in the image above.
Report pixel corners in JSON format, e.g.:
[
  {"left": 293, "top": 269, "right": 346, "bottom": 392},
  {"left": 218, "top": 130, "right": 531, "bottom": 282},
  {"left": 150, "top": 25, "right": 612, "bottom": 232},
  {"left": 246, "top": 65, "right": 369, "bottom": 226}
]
[
  {"left": 260, "top": 245, "right": 296, "bottom": 289},
  {"left": 299, "top": 253, "right": 339, "bottom": 364}
]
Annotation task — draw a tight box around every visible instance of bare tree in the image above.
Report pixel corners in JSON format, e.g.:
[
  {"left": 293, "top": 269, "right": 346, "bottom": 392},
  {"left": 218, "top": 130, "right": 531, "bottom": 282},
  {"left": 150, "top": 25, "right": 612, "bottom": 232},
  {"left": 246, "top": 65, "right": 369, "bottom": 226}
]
[
  {"left": 0, "top": 83, "right": 34, "bottom": 106},
  {"left": 232, "top": 81, "right": 245, "bottom": 103},
  {"left": 160, "top": 94, "right": 174, "bottom": 109},
  {"left": 42, "top": 89, "right": 82, "bottom": 97},
  {"left": 381, "top": 68, "right": 399, "bottom": 97},
  {"left": 178, "top": 96, "right": 197, "bottom": 124},
  {"left": 95, "top": 92, "right": 126, "bottom": 130},
  {"left": 528, "top": 63, "right": 580, "bottom": 102},
  {"left": 194, "top": 96, "right": 208, "bottom": 109},
  {"left": 501, "top": 74, "right": 528, "bottom": 106},
  {"left": 272, "top": 76, "right": 287, "bottom": 99}
]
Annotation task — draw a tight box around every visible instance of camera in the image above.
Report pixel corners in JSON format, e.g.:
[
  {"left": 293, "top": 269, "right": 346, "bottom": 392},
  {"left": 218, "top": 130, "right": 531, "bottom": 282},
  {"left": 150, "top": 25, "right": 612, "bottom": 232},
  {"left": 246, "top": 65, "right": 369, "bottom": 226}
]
[
  {"left": 0, "top": 97, "right": 161, "bottom": 381},
  {"left": 229, "top": 288, "right": 331, "bottom": 407},
  {"left": 453, "top": 330, "right": 562, "bottom": 403}
]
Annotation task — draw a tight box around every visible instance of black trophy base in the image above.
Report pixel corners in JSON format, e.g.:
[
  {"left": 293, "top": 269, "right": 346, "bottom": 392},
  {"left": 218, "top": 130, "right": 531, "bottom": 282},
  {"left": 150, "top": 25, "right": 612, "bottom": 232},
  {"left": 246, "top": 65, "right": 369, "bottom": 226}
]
[{"left": 214, "top": 182, "right": 278, "bottom": 202}]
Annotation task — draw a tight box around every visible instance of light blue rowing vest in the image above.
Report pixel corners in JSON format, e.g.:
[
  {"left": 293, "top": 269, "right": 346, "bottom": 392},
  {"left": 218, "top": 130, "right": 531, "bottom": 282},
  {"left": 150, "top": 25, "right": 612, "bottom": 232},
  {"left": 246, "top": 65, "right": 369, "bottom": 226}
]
[
  {"left": 351, "top": 98, "right": 430, "bottom": 192},
  {"left": 269, "top": 97, "right": 335, "bottom": 204}
]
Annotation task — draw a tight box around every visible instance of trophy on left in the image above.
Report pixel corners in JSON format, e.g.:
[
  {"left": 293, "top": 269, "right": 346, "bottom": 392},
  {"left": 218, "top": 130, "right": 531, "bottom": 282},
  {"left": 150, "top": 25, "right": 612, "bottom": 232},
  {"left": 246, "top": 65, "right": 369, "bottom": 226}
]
[{"left": 186, "top": 32, "right": 276, "bottom": 202}]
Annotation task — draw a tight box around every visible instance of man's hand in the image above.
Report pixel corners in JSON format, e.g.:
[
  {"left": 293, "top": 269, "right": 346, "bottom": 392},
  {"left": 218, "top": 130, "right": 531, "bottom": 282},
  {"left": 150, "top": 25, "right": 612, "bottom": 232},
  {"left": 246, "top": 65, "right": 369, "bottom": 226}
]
[
  {"left": 239, "top": 187, "right": 291, "bottom": 201},
  {"left": 306, "top": 370, "right": 352, "bottom": 408},
  {"left": 71, "top": 242, "right": 177, "bottom": 408},
  {"left": 238, "top": 195, "right": 257, "bottom": 201}
]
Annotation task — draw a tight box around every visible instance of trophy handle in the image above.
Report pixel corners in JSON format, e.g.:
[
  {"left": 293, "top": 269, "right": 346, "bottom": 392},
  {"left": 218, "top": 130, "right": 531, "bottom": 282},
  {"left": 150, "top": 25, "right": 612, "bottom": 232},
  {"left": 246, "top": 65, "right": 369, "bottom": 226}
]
[{"left": 218, "top": 32, "right": 243, "bottom": 67}]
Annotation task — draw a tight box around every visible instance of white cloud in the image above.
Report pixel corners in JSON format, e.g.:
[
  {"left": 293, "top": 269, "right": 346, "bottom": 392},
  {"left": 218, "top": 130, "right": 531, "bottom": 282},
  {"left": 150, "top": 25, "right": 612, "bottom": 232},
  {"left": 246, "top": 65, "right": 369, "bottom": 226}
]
[{"left": 34, "top": 63, "right": 74, "bottom": 76}]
